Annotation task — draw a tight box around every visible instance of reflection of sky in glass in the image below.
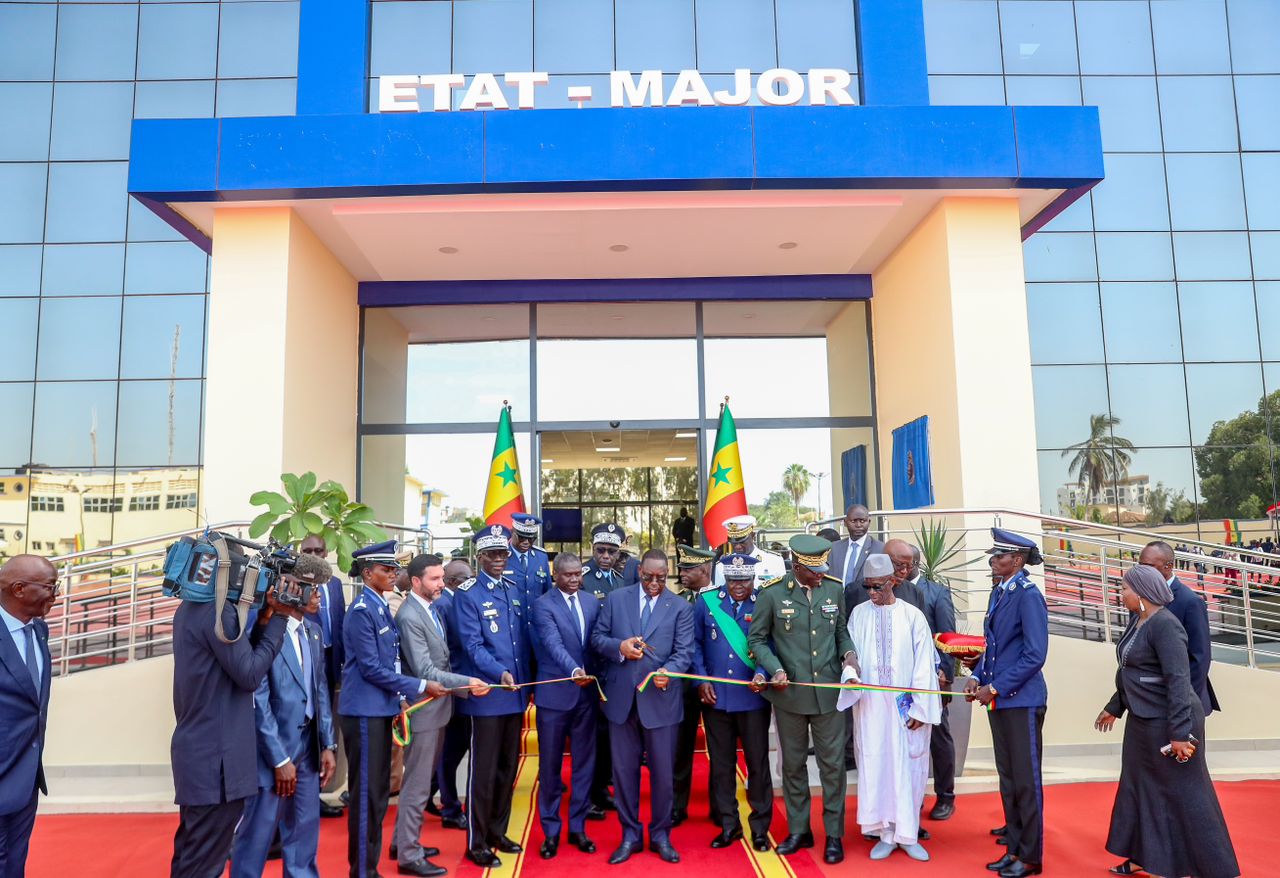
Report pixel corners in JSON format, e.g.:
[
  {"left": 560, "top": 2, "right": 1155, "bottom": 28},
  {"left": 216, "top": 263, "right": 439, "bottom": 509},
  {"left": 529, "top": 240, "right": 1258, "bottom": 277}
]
[
  {"left": 1185, "top": 363, "right": 1264, "bottom": 445},
  {"left": 406, "top": 340, "right": 530, "bottom": 423},
  {"left": 395, "top": 432, "right": 533, "bottom": 515},
  {"left": 32, "top": 382, "right": 117, "bottom": 467},
  {"left": 537, "top": 338, "right": 699, "bottom": 421},
  {"left": 703, "top": 338, "right": 829, "bottom": 418},
  {"left": 115, "top": 380, "right": 202, "bottom": 465},
  {"left": 1031, "top": 365, "right": 1109, "bottom": 449},
  {"left": 710, "top": 427, "right": 836, "bottom": 513},
  {"left": 1106, "top": 364, "right": 1189, "bottom": 446}
]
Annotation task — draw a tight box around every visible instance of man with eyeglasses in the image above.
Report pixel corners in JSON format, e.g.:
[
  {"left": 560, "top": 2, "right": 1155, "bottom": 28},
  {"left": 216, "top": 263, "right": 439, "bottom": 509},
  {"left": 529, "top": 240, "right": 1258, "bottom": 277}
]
[
  {"left": 591, "top": 549, "right": 694, "bottom": 865},
  {"left": 0, "top": 555, "right": 58, "bottom": 877}
]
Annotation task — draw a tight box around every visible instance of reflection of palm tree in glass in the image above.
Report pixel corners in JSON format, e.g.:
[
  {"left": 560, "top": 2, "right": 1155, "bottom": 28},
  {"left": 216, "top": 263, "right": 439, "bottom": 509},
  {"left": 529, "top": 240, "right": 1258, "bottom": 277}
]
[
  {"left": 1061, "top": 414, "right": 1135, "bottom": 504},
  {"left": 782, "top": 463, "right": 811, "bottom": 510}
]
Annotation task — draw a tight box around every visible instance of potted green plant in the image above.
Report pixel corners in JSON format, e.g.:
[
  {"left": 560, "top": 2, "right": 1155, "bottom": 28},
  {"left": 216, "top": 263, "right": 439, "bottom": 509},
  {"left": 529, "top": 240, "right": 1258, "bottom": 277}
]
[{"left": 249, "top": 472, "right": 387, "bottom": 573}]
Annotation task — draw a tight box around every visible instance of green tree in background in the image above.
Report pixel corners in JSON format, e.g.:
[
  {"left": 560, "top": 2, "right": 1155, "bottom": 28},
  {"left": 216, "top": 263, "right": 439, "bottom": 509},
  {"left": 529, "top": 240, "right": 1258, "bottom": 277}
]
[
  {"left": 1194, "top": 390, "right": 1280, "bottom": 519},
  {"left": 750, "top": 490, "right": 804, "bottom": 529},
  {"left": 782, "top": 463, "right": 812, "bottom": 510},
  {"left": 1062, "top": 414, "right": 1135, "bottom": 504}
]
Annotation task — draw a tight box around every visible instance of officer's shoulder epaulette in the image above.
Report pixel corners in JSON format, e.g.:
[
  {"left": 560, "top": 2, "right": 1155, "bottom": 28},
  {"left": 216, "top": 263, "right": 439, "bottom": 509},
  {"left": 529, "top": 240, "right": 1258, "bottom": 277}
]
[
  {"left": 697, "top": 583, "right": 718, "bottom": 594},
  {"left": 456, "top": 577, "right": 476, "bottom": 592},
  {"left": 821, "top": 573, "right": 842, "bottom": 585},
  {"left": 1021, "top": 579, "right": 1039, "bottom": 590},
  {"left": 758, "top": 574, "right": 784, "bottom": 588}
]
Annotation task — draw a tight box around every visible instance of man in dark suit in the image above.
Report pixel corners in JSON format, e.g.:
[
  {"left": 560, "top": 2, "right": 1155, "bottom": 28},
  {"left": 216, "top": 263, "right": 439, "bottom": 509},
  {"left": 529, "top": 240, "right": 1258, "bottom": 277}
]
[
  {"left": 230, "top": 556, "right": 338, "bottom": 878},
  {"left": 1139, "top": 541, "right": 1219, "bottom": 714},
  {"left": 902, "top": 545, "right": 958, "bottom": 821},
  {"left": 590, "top": 549, "right": 695, "bottom": 865},
  {"left": 394, "top": 553, "right": 486, "bottom": 876},
  {"left": 170, "top": 563, "right": 290, "bottom": 877},
  {"left": 0, "top": 555, "right": 57, "bottom": 878},
  {"left": 532, "top": 553, "right": 600, "bottom": 859},
  {"left": 300, "top": 534, "right": 346, "bottom": 818},
  {"left": 830, "top": 504, "right": 884, "bottom": 767}
]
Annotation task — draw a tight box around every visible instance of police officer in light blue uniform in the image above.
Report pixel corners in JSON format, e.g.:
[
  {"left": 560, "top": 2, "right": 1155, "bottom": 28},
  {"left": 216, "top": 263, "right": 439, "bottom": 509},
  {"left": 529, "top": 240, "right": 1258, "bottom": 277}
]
[
  {"left": 694, "top": 553, "right": 774, "bottom": 851},
  {"left": 507, "top": 513, "right": 552, "bottom": 647},
  {"left": 965, "top": 528, "right": 1049, "bottom": 878},
  {"left": 340, "top": 541, "right": 442, "bottom": 878},
  {"left": 449, "top": 524, "right": 532, "bottom": 868}
]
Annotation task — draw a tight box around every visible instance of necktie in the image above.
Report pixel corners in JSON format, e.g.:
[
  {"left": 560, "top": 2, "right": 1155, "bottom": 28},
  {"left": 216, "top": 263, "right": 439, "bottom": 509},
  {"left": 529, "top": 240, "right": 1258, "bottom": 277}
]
[
  {"left": 569, "top": 593, "right": 584, "bottom": 643},
  {"left": 845, "top": 540, "right": 860, "bottom": 584},
  {"left": 732, "top": 601, "right": 742, "bottom": 621},
  {"left": 640, "top": 596, "right": 653, "bottom": 630},
  {"left": 428, "top": 605, "right": 445, "bottom": 639},
  {"left": 296, "top": 627, "right": 313, "bottom": 720},
  {"left": 318, "top": 587, "right": 331, "bottom": 648},
  {"left": 519, "top": 553, "right": 528, "bottom": 573},
  {"left": 22, "top": 624, "right": 40, "bottom": 690}
]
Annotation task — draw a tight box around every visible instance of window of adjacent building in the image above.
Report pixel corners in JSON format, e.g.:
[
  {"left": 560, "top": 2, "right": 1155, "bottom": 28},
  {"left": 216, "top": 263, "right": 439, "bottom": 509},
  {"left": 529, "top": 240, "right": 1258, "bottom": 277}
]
[
  {"left": 166, "top": 493, "right": 198, "bottom": 510},
  {"left": 129, "top": 495, "right": 161, "bottom": 512},
  {"left": 84, "top": 497, "right": 123, "bottom": 514},
  {"left": 31, "top": 497, "right": 65, "bottom": 513}
]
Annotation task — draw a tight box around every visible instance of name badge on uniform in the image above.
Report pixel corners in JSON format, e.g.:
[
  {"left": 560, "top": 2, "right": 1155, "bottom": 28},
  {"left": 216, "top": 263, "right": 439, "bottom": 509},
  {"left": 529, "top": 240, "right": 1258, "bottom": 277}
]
[
  {"left": 482, "top": 608, "right": 499, "bottom": 618},
  {"left": 378, "top": 625, "right": 390, "bottom": 634},
  {"left": 593, "top": 590, "right": 605, "bottom": 598},
  {"left": 394, "top": 658, "right": 402, "bottom": 674},
  {"left": 779, "top": 607, "right": 796, "bottom": 617},
  {"left": 820, "top": 604, "right": 839, "bottom": 618}
]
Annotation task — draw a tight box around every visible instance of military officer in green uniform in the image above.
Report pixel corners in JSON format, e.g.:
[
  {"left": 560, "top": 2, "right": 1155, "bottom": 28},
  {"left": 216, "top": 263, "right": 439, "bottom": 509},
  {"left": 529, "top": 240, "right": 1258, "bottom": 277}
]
[
  {"left": 670, "top": 544, "right": 719, "bottom": 827},
  {"left": 748, "top": 534, "right": 856, "bottom": 865}
]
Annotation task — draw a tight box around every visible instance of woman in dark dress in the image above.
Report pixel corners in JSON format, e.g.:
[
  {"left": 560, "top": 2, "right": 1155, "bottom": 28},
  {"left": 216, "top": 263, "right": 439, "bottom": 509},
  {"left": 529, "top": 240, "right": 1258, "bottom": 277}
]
[{"left": 1095, "top": 565, "right": 1239, "bottom": 878}]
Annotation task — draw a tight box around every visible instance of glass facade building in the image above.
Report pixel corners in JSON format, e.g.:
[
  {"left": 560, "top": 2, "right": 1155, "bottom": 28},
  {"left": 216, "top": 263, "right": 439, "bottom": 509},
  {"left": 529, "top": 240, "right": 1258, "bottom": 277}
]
[{"left": 2, "top": 0, "right": 1277, "bottom": 556}]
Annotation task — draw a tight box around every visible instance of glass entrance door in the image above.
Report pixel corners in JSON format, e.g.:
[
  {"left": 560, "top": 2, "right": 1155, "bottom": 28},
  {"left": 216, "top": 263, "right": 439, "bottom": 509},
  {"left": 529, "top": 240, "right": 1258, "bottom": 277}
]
[{"left": 538, "top": 428, "right": 699, "bottom": 560}]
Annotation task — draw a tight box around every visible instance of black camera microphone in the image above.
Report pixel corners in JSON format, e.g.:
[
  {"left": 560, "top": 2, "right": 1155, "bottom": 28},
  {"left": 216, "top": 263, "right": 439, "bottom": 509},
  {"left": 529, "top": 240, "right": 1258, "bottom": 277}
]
[{"left": 275, "top": 552, "right": 332, "bottom": 608}]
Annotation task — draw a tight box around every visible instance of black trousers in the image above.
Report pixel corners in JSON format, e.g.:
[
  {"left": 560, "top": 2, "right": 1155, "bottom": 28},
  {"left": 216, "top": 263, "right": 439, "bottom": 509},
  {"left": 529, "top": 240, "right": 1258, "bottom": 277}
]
[
  {"left": 340, "top": 714, "right": 393, "bottom": 878},
  {"left": 702, "top": 706, "right": 773, "bottom": 838},
  {"left": 590, "top": 714, "right": 614, "bottom": 807},
  {"left": 467, "top": 713, "right": 523, "bottom": 853},
  {"left": 989, "top": 706, "right": 1045, "bottom": 864},
  {"left": 929, "top": 696, "right": 956, "bottom": 801},
  {"left": 170, "top": 799, "right": 246, "bottom": 878},
  {"left": 671, "top": 690, "right": 709, "bottom": 819},
  {"left": 432, "top": 711, "right": 472, "bottom": 819}
]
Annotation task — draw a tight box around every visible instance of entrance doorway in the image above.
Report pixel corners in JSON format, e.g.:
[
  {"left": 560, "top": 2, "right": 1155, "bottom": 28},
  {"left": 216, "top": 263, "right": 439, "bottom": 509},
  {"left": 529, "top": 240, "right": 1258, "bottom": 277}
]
[{"left": 538, "top": 428, "right": 700, "bottom": 560}]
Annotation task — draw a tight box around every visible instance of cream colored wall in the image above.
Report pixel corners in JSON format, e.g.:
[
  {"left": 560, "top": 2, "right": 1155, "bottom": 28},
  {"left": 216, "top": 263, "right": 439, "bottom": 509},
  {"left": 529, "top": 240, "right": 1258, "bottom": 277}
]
[
  {"left": 966, "top": 635, "right": 1280, "bottom": 749},
  {"left": 869, "top": 198, "right": 1041, "bottom": 607},
  {"left": 203, "top": 208, "right": 359, "bottom": 523},
  {"left": 45, "top": 656, "right": 175, "bottom": 767}
]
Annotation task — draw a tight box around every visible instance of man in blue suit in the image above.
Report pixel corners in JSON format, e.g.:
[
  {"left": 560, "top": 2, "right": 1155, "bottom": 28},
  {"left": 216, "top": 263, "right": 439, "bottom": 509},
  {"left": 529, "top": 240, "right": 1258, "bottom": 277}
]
[
  {"left": 531, "top": 552, "right": 600, "bottom": 860},
  {"left": 300, "top": 534, "right": 347, "bottom": 819},
  {"left": 449, "top": 525, "right": 532, "bottom": 868},
  {"left": 231, "top": 555, "right": 338, "bottom": 878},
  {"left": 0, "top": 555, "right": 57, "bottom": 878},
  {"left": 694, "top": 553, "right": 774, "bottom": 852},
  {"left": 964, "top": 529, "right": 1049, "bottom": 878},
  {"left": 508, "top": 514, "right": 552, "bottom": 646},
  {"left": 582, "top": 522, "right": 632, "bottom": 816},
  {"left": 341, "top": 541, "right": 443, "bottom": 878},
  {"left": 590, "top": 548, "right": 695, "bottom": 866}
]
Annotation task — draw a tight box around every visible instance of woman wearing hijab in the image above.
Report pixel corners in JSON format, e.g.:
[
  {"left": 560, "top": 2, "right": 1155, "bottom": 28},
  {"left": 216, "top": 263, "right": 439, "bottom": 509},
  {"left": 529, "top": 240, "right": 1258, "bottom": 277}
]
[{"left": 1095, "top": 565, "right": 1239, "bottom": 878}]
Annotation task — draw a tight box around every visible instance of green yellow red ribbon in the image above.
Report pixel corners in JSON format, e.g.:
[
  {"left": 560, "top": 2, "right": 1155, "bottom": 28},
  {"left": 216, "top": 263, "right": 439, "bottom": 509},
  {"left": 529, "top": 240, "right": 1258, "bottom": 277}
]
[
  {"left": 634, "top": 669, "right": 992, "bottom": 709},
  {"left": 392, "top": 676, "right": 606, "bottom": 747}
]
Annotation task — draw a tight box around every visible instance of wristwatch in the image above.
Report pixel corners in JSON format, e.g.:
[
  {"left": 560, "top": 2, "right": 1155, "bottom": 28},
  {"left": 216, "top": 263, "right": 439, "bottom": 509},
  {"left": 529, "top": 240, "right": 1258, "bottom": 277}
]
[{"left": 987, "top": 684, "right": 999, "bottom": 697}]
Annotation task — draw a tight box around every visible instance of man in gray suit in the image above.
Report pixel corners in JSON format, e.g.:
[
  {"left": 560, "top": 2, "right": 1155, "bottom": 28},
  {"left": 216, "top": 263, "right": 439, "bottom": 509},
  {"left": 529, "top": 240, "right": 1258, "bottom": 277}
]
[
  {"left": 828, "top": 504, "right": 884, "bottom": 769},
  {"left": 394, "top": 554, "right": 490, "bottom": 876}
]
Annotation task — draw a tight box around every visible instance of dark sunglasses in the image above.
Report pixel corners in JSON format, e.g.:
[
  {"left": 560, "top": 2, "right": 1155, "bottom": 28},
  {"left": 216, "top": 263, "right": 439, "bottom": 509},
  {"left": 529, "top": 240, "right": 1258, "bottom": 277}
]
[{"left": 863, "top": 583, "right": 886, "bottom": 592}]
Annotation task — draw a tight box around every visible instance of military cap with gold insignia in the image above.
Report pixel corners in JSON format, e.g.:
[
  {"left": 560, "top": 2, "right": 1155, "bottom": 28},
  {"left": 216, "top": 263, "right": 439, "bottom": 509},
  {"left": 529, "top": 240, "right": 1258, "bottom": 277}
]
[
  {"left": 676, "top": 544, "right": 716, "bottom": 568},
  {"left": 719, "top": 552, "right": 759, "bottom": 581},
  {"left": 723, "top": 514, "right": 758, "bottom": 542},
  {"left": 788, "top": 533, "right": 833, "bottom": 574}
]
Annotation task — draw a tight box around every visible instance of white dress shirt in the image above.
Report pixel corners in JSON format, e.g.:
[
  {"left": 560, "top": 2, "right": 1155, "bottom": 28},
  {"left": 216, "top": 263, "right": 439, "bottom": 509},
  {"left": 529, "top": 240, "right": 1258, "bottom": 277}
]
[{"left": 0, "top": 603, "right": 40, "bottom": 682}]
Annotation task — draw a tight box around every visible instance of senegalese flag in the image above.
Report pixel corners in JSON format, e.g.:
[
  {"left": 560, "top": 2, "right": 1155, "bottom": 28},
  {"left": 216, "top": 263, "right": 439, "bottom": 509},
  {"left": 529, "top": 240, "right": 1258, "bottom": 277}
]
[
  {"left": 483, "top": 407, "right": 526, "bottom": 527},
  {"left": 703, "top": 403, "right": 748, "bottom": 547},
  {"left": 1223, "top": 519, "right": 1243, "bottom": 545}
]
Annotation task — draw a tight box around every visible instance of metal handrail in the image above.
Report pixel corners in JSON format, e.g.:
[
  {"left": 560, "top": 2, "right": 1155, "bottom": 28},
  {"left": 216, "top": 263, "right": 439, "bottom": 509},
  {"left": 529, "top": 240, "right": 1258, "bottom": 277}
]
[
  {"left": 791, "top": 507, "right": 1280, "bottom": 670},
  {"left": 45, "top": 519, "right": 434, "bottom": 677}
]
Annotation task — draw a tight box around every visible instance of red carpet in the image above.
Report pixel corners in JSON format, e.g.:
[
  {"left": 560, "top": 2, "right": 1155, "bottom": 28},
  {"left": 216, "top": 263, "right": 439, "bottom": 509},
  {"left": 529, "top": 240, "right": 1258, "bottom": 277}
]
[{"left": 26, "top": 777, "right": 1270, "bottom": 876}]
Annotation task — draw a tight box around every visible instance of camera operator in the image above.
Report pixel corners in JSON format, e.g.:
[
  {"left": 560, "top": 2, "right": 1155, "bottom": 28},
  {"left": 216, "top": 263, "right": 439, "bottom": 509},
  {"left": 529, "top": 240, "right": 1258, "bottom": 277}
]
[
  {"left": 169, "top": 554, "right": 291, "bottom": 878},
  {"left": 341, "top": 541, "right": 447, "bottom": 878}
]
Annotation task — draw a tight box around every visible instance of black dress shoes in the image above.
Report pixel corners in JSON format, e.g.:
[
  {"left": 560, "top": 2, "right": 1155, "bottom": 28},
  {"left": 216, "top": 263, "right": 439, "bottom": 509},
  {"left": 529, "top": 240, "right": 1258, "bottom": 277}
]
[
  {"left": 441, "top": 815, "right": 469, "bottom": 831},
  {"left": 424, "top": 800, "right": 442, "bottom": 817},
  {"left": 775, "top": 832, "right": 815, "bottom": 855},
  {"left": 568, "top": 832, "right": 596, "bottom": 853},
  {"left": 491, "top": 836, "right": 522, "bottom": 854},
  {"left": 929, "top": 799, "right": 955, "bottom": 821},
  {"left": 608, "top": 841, "right": 641, "bottom": 865},
  {"left": 594, "top": 796, "right": 618, "bottom": 811},
  {"left": 671, "top": 809, "right": 688, "bottom": 827},
  {"left": 996, "top": 835, "right": 1008, "bottom": 846},
  {"left": 585, "top": 804, "right": 607, "bottom": 821},
  {"left": 752, "top": 835, "right": 771, "bottom": 852},
  {"left": 466, "top": 849, "right": 501, "bottom": 868},
  {"left": 710, "top": 828, "right": 743, "bottom": 849},
  {"left": 999, "top": 861, "right": 1042, "bottom": 877},
  {"left": 987, "top": 853, "right": 1017, "bottom": 871},
  {"left": 320, "top": 802, "right": 345, "bottom": 818},
  {"left": 649, "top": 840, "right": 680, "bottom": 863},
  {"left": 991, "top": 825, "right": 1007, "bottom": 836},
  {"left": 823, "top": 838, "right": 844, "bottom": 864},
  {"left": 390, "top": 844, "right": 438, "bottom": 860},
  {"left": 398, "top": 859, "right": 447, "bottom": 877},
  {"left": 540, "top": 837, "right": 559, "bottom": 859}
]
